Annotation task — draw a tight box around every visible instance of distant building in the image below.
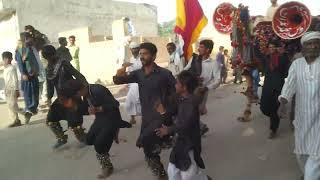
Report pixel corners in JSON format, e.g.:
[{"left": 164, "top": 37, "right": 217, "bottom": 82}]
[{"left": 0, "top": 0, "right": 158, "bottom": 54}]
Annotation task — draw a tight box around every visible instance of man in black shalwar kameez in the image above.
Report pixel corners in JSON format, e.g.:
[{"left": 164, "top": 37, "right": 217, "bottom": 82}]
[
  {"left": 59, "top": 79, "right": 131, "bottom": 179},
  {"left": 113, "top": 42, "right": 176, "bottom": 178},
  {"left": 41, "top": 45, "right": 88, "bottom": 149},
  {"left": 260, "top": 41, "right": 290, "bottom": 139}
]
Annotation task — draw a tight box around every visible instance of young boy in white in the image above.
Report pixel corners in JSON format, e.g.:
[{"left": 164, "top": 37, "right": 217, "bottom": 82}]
[{"left": 2, "top": 51, "right": 21, "bottom": 127}]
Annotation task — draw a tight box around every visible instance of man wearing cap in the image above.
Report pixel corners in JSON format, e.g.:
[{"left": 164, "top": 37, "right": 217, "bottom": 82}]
[
  {"left": 122, "top": 42, "right": 142, "bottom": 124},
  {"left": 279, "top": 31, "right": 320, "bottom": 180}
]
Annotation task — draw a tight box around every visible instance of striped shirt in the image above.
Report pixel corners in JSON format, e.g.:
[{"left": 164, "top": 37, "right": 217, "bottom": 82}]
[{"left": 280, "top": 56, "right": 320, "bottom": 156}]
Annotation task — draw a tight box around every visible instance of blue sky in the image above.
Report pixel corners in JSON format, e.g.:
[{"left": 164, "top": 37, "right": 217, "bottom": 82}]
[{"left": 115, "top": 0, "right": 320, "bottom": 23}]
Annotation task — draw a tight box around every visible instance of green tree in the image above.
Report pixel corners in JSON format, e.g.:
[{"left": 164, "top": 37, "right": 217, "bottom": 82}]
[{"left": 158, "top": 20, "right": 175, "bottom": 37}]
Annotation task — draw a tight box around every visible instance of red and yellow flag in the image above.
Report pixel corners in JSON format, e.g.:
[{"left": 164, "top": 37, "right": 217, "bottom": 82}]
[{"left": 174, "top": 0, "right": 208, "bottom": 61}]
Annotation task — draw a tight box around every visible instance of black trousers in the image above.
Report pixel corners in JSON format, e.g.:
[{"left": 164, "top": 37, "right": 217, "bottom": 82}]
[
  {"left": 86, "top": 121, "right": 117, "bottom": 154},
  {"left": 140, "top": 132, "right": 162, "bottom": 159},
  {"left": 270, "top": 111, "right": 280, "bottom": 132},
  {"left": 86, "top": 107, "right": 131, "bottom": 154},
  {"left": 47, "top": 99, "right": 85, "bottom": 128},
  {"left": 46, "top": 78, "right": 55, "bottom": 100}
]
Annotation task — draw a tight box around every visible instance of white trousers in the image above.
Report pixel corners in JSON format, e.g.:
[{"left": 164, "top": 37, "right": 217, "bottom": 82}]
[
  {"left": 168, "top": 151, "right": 209, "bottom": 180},
  {"left": 39, "top": 80, "right": 48, "bottom": 103},
  {"left": 296, "top": 154, "right": 320, "bottom": 180},
  {"left": 5, "top": 89, "right": 19, "bottom": 121},
  {"left": 125, "top": 83, "right": 141, "bottom": 116},
  {"left": 168, "top": 63, "right": 179, "bottom": 76}
]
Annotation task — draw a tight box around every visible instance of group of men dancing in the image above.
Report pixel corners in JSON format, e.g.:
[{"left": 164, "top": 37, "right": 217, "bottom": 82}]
[
  {"left": 3, "top": 0, "right": 320, "bottom": 177},
  {"left": 38, "top": 30, "right": 320, "bottom": 180},
  {"left": 18, "top": 38, "right": 217, "bottom": 179},
  {"left": 44, "top": 40, "right": 217, "bottom": 179},
  {"left": 113, "top": 41, "right": 217, "bottom": 179},
  {"left": 1, "top": 22, "right": 218, "bottom": 179}
]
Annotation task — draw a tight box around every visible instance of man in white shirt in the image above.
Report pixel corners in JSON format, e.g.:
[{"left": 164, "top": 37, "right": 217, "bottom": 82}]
[
  {"left": 2, "top": 52, "right": 21, "bottom": 127},
  {"left": 265, "top": 0, "right": 279, "bottom": 21},
  {"left": 279, "top": 31, "right": 320, "bottom": 180},
  {"left": 184, "top": 39, "right": 221, "bottom": 135},
  {"left": 122, "top": 42, "right": 142, "bottom": 125},
  {"left": 167, "top": 42, "right": 184, "bottom": 76},
  {"left": 68, "top": 35, "right": 80, "bottom": 71}
]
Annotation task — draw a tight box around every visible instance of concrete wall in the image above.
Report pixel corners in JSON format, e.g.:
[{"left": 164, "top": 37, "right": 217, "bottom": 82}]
[
  {"left": 58, "top": 28, "right": 171, "bottom": 85},
  {"left": 58, "top": 27, "right": 92, "bottom": 46},
  {"left": 140, "top": 36, "right": 171, "bottom": 64},
  {"left": 80, "top": 41, "right": 120, "bottom": 84},
  {"left": 77, "top": 38, "right": 171, "bottom": 85},
  {"left": 0, "top": 13, "right": 19, "bottom": 57},
  {"left": 2, "top": 0, "right": 158, "bottom": 42}
]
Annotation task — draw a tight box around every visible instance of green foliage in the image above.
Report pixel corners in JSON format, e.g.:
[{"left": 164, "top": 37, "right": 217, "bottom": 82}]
[{"left": 158, "top": 20, "right": 175, "bottom": 37}]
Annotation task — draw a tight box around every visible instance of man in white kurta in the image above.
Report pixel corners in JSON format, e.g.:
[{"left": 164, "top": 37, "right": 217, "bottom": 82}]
[
  {"left": 68, "top": 36, "right": 80, "bottom": 71},
  {"left": 123, "top": 42, "right": 142, "bottom": 124},
  {"left": 265, "top": 0, "right": 279, "bottom": 21},
  {"left": 167, "top": 42, "right": 184, "bottom": 76},
  {"left": 279, "top": 32, "right": 320, "bottom": 180}
]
